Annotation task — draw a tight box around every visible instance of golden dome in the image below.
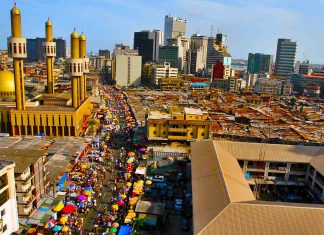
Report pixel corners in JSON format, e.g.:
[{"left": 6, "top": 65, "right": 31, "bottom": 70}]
[
  {"left": 0, "top": 70, "right": 15, "bottom": 93},
  {"left": 11, "top": 4, "right": 21, "bottom": 15},
  {"left": 79, "top": 33, "right": 86, "bottom": 41},
  {"left": 46, "top": 17, "right": 52, "bottom": 26},
  {"left": 71, "top": 29, "right": 79, "bottom": 39}
]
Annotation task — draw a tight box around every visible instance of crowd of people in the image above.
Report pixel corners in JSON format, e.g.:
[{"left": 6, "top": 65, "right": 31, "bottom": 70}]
[{"left": 28, "top": 85, "right": 147, "bottom": 235}]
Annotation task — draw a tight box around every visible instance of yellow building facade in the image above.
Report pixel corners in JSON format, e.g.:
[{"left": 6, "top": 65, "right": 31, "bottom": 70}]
[{"left": 147, "top": 107, "right": 211, "bottom": 142}]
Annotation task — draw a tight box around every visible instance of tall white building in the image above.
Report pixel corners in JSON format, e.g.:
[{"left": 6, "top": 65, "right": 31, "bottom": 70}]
[
  {"left": 167, "top": 35, "right": 190, "bottom": 72},
  {"left": 190, "top": 34, "right": 208, "bottom": 73},
  {"left": 114, "top": 54, "right": 142, "bottom": 87},
  {"left": 152, "top": 62, "right": 178, "bottom": 86},
  {"left": 164, "top": 15, "right": 186, "bottom": 45},
  {"left": 0, "top": 160, "right": 19, "bottom": 234}
]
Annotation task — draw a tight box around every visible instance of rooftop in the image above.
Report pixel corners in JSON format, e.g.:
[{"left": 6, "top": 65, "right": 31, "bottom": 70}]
[{"left": 191, "top": 140, "right": 324, "bottom": 235}]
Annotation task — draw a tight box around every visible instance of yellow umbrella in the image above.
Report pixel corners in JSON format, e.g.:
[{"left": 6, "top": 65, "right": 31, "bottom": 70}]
[
  {"left": 112, "top": 204, "right": 119, "bottom": 211},
  {"left": 126, "top": 182, "right": 132, "bottom": 187},
  {"left": 60, "top": 216, "right": 68, "bottom": 224},
  {"left": 81, "top": 163, "right": 88, "bottom": 169},
  {"left": 62, "top": 226, "right": 69, "bottom": 232},
  {"left": 129, "top": 197, "right": 138, "bottom": 205},
  {"left": 53, "top": 201, "right": 64, "bottom": 212},
  {"left": 119, "top": 194, "right": 126, "bottom": 199},
  {"left": 83, "top": 190, "right": 91, "bottom": 196},
  {"left": 145, "top": 180, "right": 152, "bottom": 185},
  {"left": 27, "top": 228, "right": 37, "bottom": 233}
]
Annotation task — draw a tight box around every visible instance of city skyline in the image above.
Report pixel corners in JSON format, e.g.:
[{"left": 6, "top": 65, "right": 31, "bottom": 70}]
[{"left": 1, "top": 0, "right": 324, "bottom": 63}]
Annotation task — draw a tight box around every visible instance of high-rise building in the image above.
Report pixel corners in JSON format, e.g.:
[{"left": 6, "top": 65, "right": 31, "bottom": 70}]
[
  {"left": 113, "top": 44, "right": 138, "bottom": 58},
  {"left": 114, "top": 54, "right": 142, "bottom": 87},
  {"left": 274, "top": 39, "right": 297, "bottom": 77},
  {"left": 54, "top": 37, "right": 66, "bottom": 58},
  {"left": 134, "top": 30, "right": 162, "bottom": 63},
  {"left": 295, "top": 60, "right": 311, "bottom": 75},
  {"left": 26, "top": 37, "right": 45, "bottom": 62},
  {"left": 158, "top": 46, "right": 179, "bottom": 68},
  {"left": 190, "top": 34, "right": 208, "bottom": 73},
  {"left": 152, "top": 62, "right": 178, "bottom": 86},
  {"left": 99, "top": 49, "right": 110, "bottom": 59},
  {"left": 247, "top": 53, "right": 273, "bottom": 74},
  {"left": 65, "top": 46, "right": 70, "bottom": 58},
  {"left": 0, "top": 160, "right": 19, "bottom": 234},
  {"left": 167, "top": 35, "right": 190, "bottom": 72},
  {"left": 164, "top": 15, "right": 186, "bottom": 45}
]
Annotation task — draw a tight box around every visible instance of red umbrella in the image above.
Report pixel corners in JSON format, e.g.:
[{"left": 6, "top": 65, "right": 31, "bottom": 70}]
[
  {"left": 118, "top": 200, "right": 125, "bottom": 206},
  {"left": 62, "top": 205, "right": 76, "bottom": 214}
]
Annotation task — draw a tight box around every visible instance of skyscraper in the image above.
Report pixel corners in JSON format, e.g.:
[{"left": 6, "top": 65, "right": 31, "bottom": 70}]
[
  {"left": 247, "top": 53, "right": 273, "bottom": 74},
  {"left": 166, "top": 35, "right": 189, "bottom": 72},
  {"left": 164, "top": 15, "right": 186, "bottom": 45},
  {"left": 190, "top": 34, "right": 208, "bottom": 73},
  {"left": 99, "top": 49, "right": 110, "bottom": 58},
  {"left": 134, "top": 30, "right": 162, "bottom": 63},
  {"left": 26, "top": 37, "right": 45, "bottom": 62},
  {"left": 54, "top": 37, "right": 67, "bottom": 58},
  {"left": 274, "top": 39, "right": 297, "bottom": 77}
]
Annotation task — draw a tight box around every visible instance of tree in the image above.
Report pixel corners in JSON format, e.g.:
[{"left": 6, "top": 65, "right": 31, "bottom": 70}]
[{"left": 289, "top": 97, "right": 297, "bottom": 108}]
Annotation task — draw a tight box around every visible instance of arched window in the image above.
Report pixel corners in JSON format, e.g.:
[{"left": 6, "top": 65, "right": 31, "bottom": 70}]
[
  {"left": 73, "top": 63, "right": 76, "bottom": 73},
  {"left": 78, "top": 63, "right": 80, "bottom": 72},
  {"left": 51, "top": 46, "right": 53, "bottom": 53},
  {"left": 13, "top": 43, "right": 17, "bottom": 53},
  {"left": 9, "top": 43, "right": 12, "bottom": 54},
  {"left": 18, "top": 43, "right": 22, "bottom": 53},
  {"left": 23, "top": 43, "right": 26, "bottom": 54}
]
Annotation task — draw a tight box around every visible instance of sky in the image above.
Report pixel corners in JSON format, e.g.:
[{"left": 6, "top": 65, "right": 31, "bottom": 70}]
[{"left": 1, "top": 0, "right": 324, "bottom": 63}]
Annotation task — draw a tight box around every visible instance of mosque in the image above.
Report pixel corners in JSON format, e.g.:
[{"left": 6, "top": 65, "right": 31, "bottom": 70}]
[{"left": 0, "top": 4, "right": 92, "bottom": 137}]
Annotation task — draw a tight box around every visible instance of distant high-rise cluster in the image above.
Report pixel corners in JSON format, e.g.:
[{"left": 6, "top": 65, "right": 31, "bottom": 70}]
[{"left": 274, "top": 39, "right": 297, "bottom": 77}]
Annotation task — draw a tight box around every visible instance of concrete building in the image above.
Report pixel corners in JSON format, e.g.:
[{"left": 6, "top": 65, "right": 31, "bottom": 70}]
[
  {"left": 0, "top": 149, "right": 49, "bottom": 217},
  {"left": 26, "top": 37, "right": 45, "bottom": 62},
  {"left": 191, "top": 140, "right": 324, "bottom": 235},
  {"left": 167, "top": 35, "right": 190, "bottom": 72},
  {"left": 254, "top": 79, "right": 292, "bottom": 95},
  {"left": 152, "top": 62, "right": 178, "bottom": 86},
  {"left": 113, "top": 44, "right": 138, "bottom": 58},
  {"left": 54, "top": 37, "right": 66, "bottom": 59},
  {"left": 289, "top": 74, "right": 324, "bottom": 96},
  {"left": 134, "top": 30, "right": 162, "bottom": 63},
  {"left": 147, "top": 107, "right": 211, "bottom": 142},
  {"left": 114, "top": 54, "right": 142, "bottom": 87},
  {"left": 0, "top": 160, "right": 19, "bottom": 234},
  {"left": 164, "top": 15, "right": 186, "bottom": 45},
  {"left": 158, "top": 46, "right": 179, "bottom": 68},
  {"left": 295, "top": 60, "right": 311, "bottom": 75},
  {"left": 247, "top": 53, "right": 273, "bottom": 74},
  {"left": 98, "top": 49, "right": 110, "bottom": 59},
  {"left": 190, "top": 34, "right": 208, "bottom": 73},
  {"left": 274, "top": 39, "right": 297, "bottom": 77}
]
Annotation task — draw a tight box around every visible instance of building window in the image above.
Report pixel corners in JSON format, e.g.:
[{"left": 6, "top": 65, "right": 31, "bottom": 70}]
[
  {"left": 0, "top": 173, "right": 8, "bottom": 189},
  {"left": 190, "top": 132, "right": 193, "bottom": 136},
  {"left": 14, "top": 43, "right": 17, "bottom": 53},
  {"left": 0, "top": 189, "right": 8, "bottom": 207},
  {"left": 201, "top": 132, "right": 204, "bottom": 136},
  {"left": 19, "top": 43, "right": 22, "bottom": 53},
  {"left": 153, "top": 131, "right": 156, "bottom": 135},
  {"left": 1, "top": 209, "right": 5, "bottom": 216}
]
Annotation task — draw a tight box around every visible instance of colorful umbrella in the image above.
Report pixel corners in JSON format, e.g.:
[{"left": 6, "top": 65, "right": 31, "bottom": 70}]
[
  {"left": 69, "top": 192, "right": 78, "bottom": 197},
  {"left": 44, "top": 220, "right": 56, "bottom": 229},
  {"left": 126, "top": 182, "right": 132, "bottom": 187},
  {"left": 119, "top": 194, "right": 127, "bottom": 199},
  {"left": 62, "top": 205, "right": 76, "bottom": 214},
  {"left": 112, "top": 222, "right": 119, "bottom": 228},
  {"left": 60, "top": 216, "right": 68, "bottom": 224},
  {"left": 111, "top": 204, "right": 119, "bottom": 211},
  {"left": 27, "top": 228, "right": 37, "bottom": 233},
  {"left": 84, "top": 186, "right": 93, "bottom": 191},
  {"left": 62, "top": 226, "right": 69, "bottom": 232},
  {"left": 53, "top": 201, "right": 64, "bottom": 212},
  {"left": 145, "top": 180, "right": 152, "bottom": 185},
  {"left": 109, "top": 227, "right": 117, "bottom": 233},
  {"left": 118, "top": 200, "right": 125, "bottom": 206},
  {"left": 52, "top": 225, "right": 63, "bottom": 232},
  {"left": 77, "top": 195, "right": 87, "bottom": 201},
  {"left": 83, "top": 190, "right": 92, "bottom": 196}
]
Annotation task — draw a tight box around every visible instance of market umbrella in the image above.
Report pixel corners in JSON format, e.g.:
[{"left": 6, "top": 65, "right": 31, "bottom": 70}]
[
  {"left": 66, "top": 201, "right": 76, "bottom": 206},
  {"left": 79, "top": 202, "right": 85, "bottom": 208},
  {"left": 84, "top": 186, "right": 93, "bottom": 191},
  {"left": 53, "top": 201, "right": 64, "bottom": 212},
  {"left": 69, "top": 192, "right": 78, "bottom": 197},
  {"left": 62, "top": 226, "right": 69, "bottom": 232},
  {"left": 112, "top": 222, "right": 119, "bottom": 228},
  {"left": 81, "top": 164, "right": 88, "bottom": 169},
  {"left": 139, "top": 147, "right": 146, "bottom": 152},
  {"left": 83, "top": 190, "right": 92, "bottom": 196},
  {"left": 77, "top": 195, "right": 87, "bottom": 201},
  {"left": 111, "top": 204, "right": 119, "bottom": 211},
  {"left": 129, "top": 197, "right": 138, "bottom": 206},
  {"left": 126, "top": 182, "right": 132, "bottom": 187},
  {"left": 145, "top": 180, "right": 152, "bottom": 185},
  {"left": 118, "top": 200, "right": 125, "bottom": 206},
  {"left": 119, "top": 194, "right": 126, "bottom": 199},
  {"left": 52, "top": 225, "right": 63, "bottom": 232},
  {"left": 62, "top": 205, "right": 76, "bottom": 214},
  {"left": 27, "top": 228, "right": 37, "bottom": 233},
  {"left": 44, "top": 220, "right": 56, "bottom": 229},
  {"left": 109, "top": 227, "right": 118, "bottom": 233},
  {"left": 60, "top": 216, "right": 68, "bottom": 224}
]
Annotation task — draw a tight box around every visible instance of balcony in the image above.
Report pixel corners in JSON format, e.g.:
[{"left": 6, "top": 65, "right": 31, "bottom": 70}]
[
  {"left": 17, "top": 172, "right": 34, "bottom": 182},
  {"left": 18, "top": 195, "right": 36, "bottom": 205},
  {"left": 168, "top": 135, "right": 187, "bottom": 141},
  {"left": 18, "top": 204, "right": 35, "bottom": 217},
  {"left": 268, "top": 167, "right": 287, "bottom": 173},
  {"left": 17, "top": 182, "right": 32, "bottom": 193}
]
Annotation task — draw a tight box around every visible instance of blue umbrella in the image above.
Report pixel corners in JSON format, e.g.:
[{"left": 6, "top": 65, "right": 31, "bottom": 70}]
[
  {"left": 52, "top": 225, "right": 62, "bottom": 232},
  {"left": 84, "top": 186, "right": 93, "bottom": 191},
  {"left": 66, "top": 201, "right": 76, "bottom": 206},
  {"left": 79, "top": 202, "right": 85, "bottom": 208}
]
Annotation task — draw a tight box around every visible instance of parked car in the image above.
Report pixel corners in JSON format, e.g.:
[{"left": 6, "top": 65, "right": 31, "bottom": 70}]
[
  {"left": 181, "top": 218, "right": 190, "bottom": 231},
  {"left": 175, "top": 199, "right": 183, "bottom": 211}
]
